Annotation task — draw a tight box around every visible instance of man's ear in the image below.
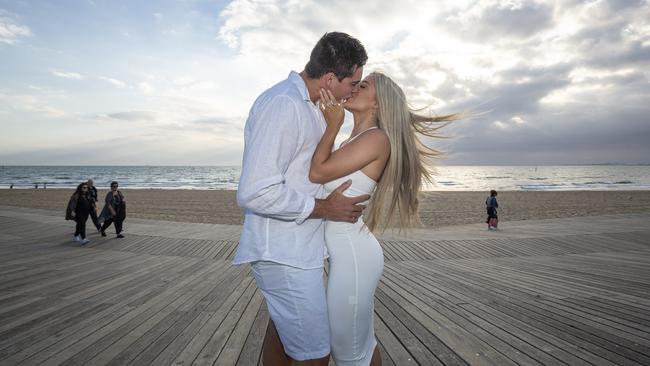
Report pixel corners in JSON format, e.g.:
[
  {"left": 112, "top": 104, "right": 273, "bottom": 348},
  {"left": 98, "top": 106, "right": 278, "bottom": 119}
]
[
  {"left": 326, "top": 72, "right": 336, "bottom": 87},
  {"left": 317, "top": 73, "right": 331, "bottom": 88}
]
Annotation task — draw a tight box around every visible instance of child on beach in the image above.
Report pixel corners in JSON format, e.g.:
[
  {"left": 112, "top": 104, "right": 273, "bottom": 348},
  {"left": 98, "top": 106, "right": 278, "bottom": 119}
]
[
  {"left": 65, "top": 182, "right": 92, "bottom": 245},
  {"left": 486, "top": 189, "right": 499, "bottom": 230}
]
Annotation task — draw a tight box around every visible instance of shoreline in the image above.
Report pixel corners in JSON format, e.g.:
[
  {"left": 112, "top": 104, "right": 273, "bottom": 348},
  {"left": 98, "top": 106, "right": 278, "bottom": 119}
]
[
  {"left": 2, "top": 189, "right": 650, "bottom": 228},
  {"left": 3, "top": 186, "right": 650, "bottom": 191}
]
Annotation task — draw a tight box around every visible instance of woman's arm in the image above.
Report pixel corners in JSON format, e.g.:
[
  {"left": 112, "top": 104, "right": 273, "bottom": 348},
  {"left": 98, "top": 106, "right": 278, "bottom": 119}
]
[
  {"left": 310, "top": 89, "right": 343, "bottom": 183},
  {"left": 310, "top": 89, "right": 389, "bottom": 184},
  {"left": 67, "top": 193, "right": 78, "bottom": 219},
  {"left": 310, "top": 129, "right": 388, "bottom": 184}
]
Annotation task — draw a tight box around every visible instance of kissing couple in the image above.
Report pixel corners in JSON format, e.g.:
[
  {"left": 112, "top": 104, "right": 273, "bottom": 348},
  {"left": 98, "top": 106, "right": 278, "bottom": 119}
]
[{"left": 234, "top": 32, "right": 460, "bottom": 365}]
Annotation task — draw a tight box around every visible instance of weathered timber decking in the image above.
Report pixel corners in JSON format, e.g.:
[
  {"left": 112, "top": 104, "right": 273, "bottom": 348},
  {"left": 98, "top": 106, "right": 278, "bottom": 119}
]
[{"left": 0, "top": 205, "right": 649, "bottom": 365}]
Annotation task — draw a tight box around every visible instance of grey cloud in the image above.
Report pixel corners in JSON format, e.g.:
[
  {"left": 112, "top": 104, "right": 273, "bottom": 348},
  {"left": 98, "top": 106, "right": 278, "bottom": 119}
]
[
  {"left": 369, "top": 58, "right": 603, "bottom": 164},
  {"left": 566, "top": 2, "right": 650, "bottom": 69},
  {"left": 606, "top": 0, "right": 647, "bottom": 11},
  {"left": 442, "top": 108, "right": 650, "bottom": 164},
  {"left": 368, "top": 56, "right": 471, "bottom": 108},
  {"left": 479, "top": 2, "right": 554, "bottom": 38},
  {"left": 588, "top": 41, "right": 650, "bottom": 68},
  {"left": 441, "top": 1, "right": 555, "bottom": 42},
  {"left": 101, "top": 111, "right": 157, "bottom": 121},
  {"left": 192, "top": 117, "right": 233, "bottom": 125},
  {"left": 439, "top": 66, "right": 650, "bottom": 165},
  {"left": 572, "top": 19, "right": 628, "bottom": 46},
  {"left": 577, "top": 70, "right": 649, "bottom": 95},
  {"left": 189, "top": 117, "right": 244, "bottom": 136},
  {"left": 371, "top": 57, "right": 573, "bottom": 126},
  {"left": 456, "top": 64, "right": 573, "bottom": 119}
]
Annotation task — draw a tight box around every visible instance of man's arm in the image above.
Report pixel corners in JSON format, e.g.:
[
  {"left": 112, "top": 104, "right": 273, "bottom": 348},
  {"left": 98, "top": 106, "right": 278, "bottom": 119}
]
[{"left": 236, "top": 95, "right": 315, "bottom": 223}]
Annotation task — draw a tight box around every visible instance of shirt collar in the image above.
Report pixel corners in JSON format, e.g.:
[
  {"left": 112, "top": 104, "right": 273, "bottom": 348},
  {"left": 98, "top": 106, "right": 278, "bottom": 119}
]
[{"left": 288, "top": 71, "right": 312, "bottom": 102}]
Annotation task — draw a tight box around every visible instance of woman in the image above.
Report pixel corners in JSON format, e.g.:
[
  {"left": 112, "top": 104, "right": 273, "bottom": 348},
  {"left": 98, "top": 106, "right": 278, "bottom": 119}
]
[
  {"left": 310, "top": 72, "right": 461, "bottom": 366},
  {"left": 65, "top": 182, "right": 92, "bottom": 245},
  {"left": 99, "top": 181, "right": 126, "bottom": 238}
]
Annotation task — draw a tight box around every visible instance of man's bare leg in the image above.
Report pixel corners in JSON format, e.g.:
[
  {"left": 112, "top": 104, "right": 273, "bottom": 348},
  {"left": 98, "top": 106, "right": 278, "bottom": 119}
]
[
  {"left": 292, "top": 355, "right": 330, "bottom": 366},
  {"left": 262, "top": 318, "right": 330, "bottom": 366},
  {"left": 263, "top": 319, "right": 290, "bottom": 366},
  {"left": 370, "top": 345, "right": 382, "bottom": 366}
]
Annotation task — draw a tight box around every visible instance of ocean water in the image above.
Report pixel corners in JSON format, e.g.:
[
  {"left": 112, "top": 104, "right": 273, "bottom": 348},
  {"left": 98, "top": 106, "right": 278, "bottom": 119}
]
[{"left": 1, "top": 165, "right": 649, "bottom": 191}]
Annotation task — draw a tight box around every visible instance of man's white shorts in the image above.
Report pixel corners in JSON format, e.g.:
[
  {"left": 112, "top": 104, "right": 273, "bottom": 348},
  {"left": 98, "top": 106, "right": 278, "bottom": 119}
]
[{"left": 251, "top": 260, "right": 330, "bottom": 361}]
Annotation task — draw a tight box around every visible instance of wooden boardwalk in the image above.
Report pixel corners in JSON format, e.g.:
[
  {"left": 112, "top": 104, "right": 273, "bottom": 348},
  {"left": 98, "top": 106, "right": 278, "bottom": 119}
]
[{"left": 0, "top": 205, "right": 649, "bottom": 365}]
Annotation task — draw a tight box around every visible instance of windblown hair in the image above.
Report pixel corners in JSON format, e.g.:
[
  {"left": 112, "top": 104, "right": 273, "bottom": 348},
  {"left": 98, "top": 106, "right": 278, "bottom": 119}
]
[
  {"left": 366, "top": 72, "right": 463, "bottom": 232},
  {"left": 304, "top": 32, "right": 368, "bottom": 81}
]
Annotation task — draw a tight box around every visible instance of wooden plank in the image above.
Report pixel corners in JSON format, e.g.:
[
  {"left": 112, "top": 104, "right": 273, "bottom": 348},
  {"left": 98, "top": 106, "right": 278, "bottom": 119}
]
[
  {"left": 171, "top": 278, "right": 256, "bottom": 365},
  {"left": 234, "top": 306, "right": 268, "bottom": 366}
]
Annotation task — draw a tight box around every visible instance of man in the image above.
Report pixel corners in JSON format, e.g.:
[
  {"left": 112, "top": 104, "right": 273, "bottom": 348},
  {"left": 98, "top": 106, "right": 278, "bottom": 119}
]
[
  {"left": 87, "top": 179, "right": 101, "bottom": 231},
  {"left": 234, "top": 32, "right": 368, "bottom": 365}
]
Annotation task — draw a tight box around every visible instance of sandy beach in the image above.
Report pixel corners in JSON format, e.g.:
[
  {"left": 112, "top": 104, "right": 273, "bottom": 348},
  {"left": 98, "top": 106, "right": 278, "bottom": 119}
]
[{"left": 2, "top": 189, "right": 650, "bottom": 228}]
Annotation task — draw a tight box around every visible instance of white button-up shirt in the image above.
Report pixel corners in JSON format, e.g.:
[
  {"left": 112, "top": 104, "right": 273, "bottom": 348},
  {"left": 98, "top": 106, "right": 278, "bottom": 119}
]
[{"left": 234, "top": 71, "right": 326, "bottom": 269}]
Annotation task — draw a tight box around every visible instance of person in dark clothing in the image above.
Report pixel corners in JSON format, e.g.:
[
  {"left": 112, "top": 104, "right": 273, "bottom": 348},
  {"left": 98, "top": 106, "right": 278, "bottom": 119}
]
[
  {"left": 66, "top": 182, "right": 92, "bottom": 245},
  {"left": 86, "top": 179, "right": 101, "bottom": 231},
  {"left": 486, "top": 189, "right": 499, "bottom": 230},
  {"left": 99, "top": 181, "right": 126, "bottom": 238}
]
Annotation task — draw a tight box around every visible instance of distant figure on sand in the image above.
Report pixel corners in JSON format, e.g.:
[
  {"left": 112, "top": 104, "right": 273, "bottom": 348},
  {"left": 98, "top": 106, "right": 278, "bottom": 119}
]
[
  {"left": 87, "top": 179, "right": 101, "bottom": 231},
  {"left": 66, "top": 182, "right": 91, "bottom": 245},
  {"left": 44, "top": 183, "right": 47, "bottom": 189},
  {"left": 99, "top": 181, "right": 126, "bottom": 238},
  {"left": 9, "top": 183, "right": 13, "bottom": 189},
  {"left": 486, "top": 190, "right": 499, "bottom": 230},
  {"left": 34, "top": 183, "right": 38, "bottom": 189}
]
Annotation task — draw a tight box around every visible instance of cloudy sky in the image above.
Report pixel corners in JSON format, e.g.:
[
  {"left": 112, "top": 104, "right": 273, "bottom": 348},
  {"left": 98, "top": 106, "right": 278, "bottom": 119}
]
[{"left": 1, "top": 0, "right": 648, "bottom": 165}]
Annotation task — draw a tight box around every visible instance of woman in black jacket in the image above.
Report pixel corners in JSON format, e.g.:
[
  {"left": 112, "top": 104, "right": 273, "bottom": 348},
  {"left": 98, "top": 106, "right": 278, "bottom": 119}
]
[{"left": 66, "top": 182, "right": 92, "bottom": 245}]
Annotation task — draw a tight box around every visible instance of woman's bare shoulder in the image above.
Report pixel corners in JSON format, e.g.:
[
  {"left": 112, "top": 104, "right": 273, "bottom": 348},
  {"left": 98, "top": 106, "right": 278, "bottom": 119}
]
[{"left": 352, "top": 128, "right": 390, "bottom": 151}]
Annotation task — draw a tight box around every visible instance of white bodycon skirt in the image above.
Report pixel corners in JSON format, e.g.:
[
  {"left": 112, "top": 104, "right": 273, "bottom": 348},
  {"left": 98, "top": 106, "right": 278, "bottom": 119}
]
[{"left": 325, "top": 220, "right": 384, "bottom": 366}]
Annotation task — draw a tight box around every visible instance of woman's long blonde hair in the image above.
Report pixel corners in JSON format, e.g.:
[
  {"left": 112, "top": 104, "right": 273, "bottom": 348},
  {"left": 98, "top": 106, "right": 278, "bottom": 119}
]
[{"left": 366, "top": 72, "right": 462, "bottom": 232}]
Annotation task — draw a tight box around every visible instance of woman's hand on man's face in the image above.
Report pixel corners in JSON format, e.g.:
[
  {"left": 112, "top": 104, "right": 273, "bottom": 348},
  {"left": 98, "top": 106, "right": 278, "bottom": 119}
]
[{"left": 319, "top": 88, "right": 344, "bottom": 130}]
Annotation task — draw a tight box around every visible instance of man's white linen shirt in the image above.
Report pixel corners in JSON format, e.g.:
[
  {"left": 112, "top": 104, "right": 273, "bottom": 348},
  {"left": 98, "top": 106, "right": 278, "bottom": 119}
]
[{"left": 234, "top": 71, "right": 327, "bottom": 270}]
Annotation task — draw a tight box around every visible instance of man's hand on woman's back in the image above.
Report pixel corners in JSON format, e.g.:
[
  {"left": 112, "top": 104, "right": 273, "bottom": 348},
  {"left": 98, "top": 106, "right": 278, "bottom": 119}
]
[{"left": 311, "top": 180, "right": 370, "bottom": 223}]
